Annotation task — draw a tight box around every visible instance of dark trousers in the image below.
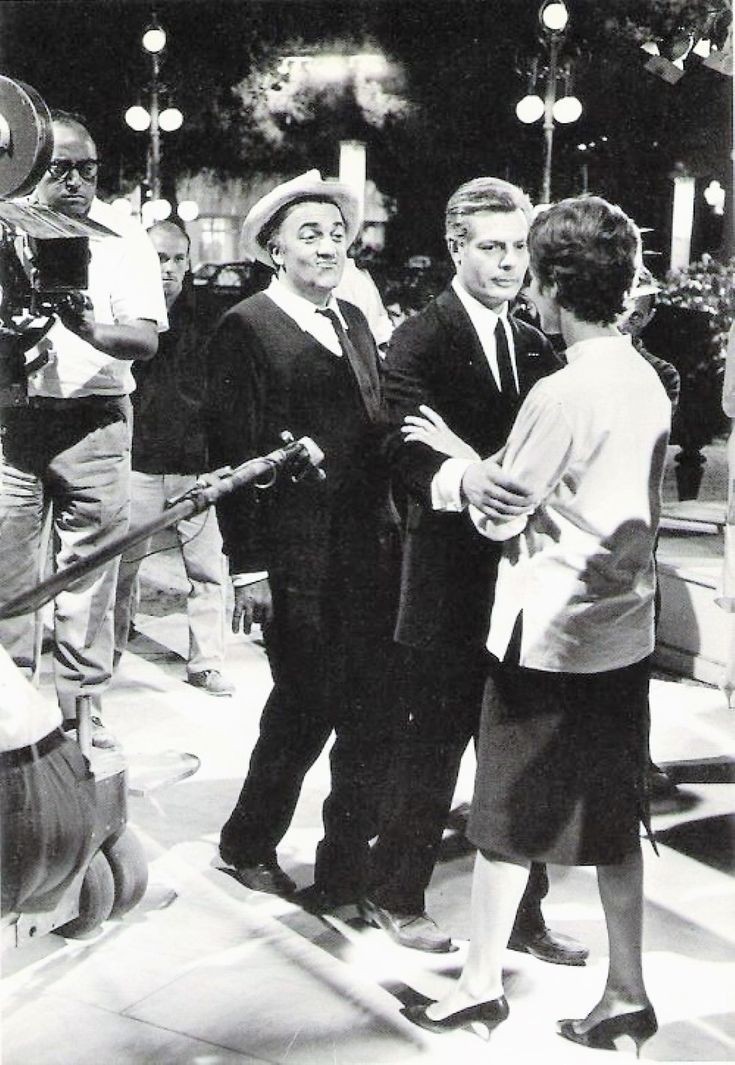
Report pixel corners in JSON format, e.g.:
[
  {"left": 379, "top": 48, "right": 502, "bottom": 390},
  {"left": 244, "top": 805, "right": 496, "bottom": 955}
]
[
  {"left": 368, "top": 643, "right": 548, "bottom": 931},
  {"left": 220, "top": 574, "right": 399, "bottom": 901},
  {"left": 1, "top": 729, "right": 97, "bottom": 915}
]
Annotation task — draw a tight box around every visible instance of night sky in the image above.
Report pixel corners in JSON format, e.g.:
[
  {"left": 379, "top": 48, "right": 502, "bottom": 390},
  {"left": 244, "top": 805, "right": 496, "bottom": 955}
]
[{"left": 0, "top": 0, "right": 731, "bottom": 261}]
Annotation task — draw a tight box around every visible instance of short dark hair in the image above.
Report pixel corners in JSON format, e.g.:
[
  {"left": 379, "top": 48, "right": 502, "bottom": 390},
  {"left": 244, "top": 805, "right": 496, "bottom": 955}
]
[
  {"left": 445, "top": 177, "right": 532, "bottom": 245},
  {"left": 49, "top": 108, "right": 93, "bottom": 140},
  {"left": 529, "top": 195, "right": 640, "bottom": 325}
]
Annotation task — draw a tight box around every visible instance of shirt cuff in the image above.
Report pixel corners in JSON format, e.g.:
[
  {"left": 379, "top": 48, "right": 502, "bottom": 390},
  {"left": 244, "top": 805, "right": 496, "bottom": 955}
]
[
  {"left": 231, "top": 571, "right": 269, "bottom": 587},
  {"left": 431, "top": 458, "right": 474, "bottom": 511},
  {"left": 469, "top": 505, "right": 529, "bottom": 541}
]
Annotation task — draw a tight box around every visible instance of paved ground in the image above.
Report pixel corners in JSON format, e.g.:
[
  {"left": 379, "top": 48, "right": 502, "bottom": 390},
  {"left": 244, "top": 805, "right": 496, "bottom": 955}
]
[{"left": 1, "top": 442, "right": 734, "bottom": 1064}]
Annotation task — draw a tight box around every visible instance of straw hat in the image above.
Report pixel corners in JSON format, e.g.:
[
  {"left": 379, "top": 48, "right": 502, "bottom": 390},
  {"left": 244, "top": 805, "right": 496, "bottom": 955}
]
[{"left": 241, "top": 169, "right": 362, "bottom": 267}]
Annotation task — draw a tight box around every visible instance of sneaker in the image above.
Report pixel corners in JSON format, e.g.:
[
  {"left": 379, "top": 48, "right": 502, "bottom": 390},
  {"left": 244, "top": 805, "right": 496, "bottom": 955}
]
[
  {"left": 90, "top": 715, "right": 120, "bottom": 749},
  {"left": 186, "top": 669, "right": 235, "bottom": 697},
  {"left": 63, "top": 715, "right": 119, "bottom": 749}
]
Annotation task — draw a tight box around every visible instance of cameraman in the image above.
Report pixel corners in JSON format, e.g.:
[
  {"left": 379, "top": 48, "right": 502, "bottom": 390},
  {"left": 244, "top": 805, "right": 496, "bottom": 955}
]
[{"left": 0, "top": 110, "right": 167, "bottom": 747}]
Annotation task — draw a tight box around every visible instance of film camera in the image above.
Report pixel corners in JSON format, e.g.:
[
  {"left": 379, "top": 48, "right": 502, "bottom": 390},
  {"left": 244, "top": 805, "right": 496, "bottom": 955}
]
[{"left": 0, "top": 76, "right": 114, "bottom": 406}]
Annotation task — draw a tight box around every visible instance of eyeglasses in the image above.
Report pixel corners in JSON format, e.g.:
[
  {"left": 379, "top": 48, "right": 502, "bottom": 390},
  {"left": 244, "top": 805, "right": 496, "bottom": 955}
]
[{"left": 46, "top": 158, "right": 99, "bottom": 182}]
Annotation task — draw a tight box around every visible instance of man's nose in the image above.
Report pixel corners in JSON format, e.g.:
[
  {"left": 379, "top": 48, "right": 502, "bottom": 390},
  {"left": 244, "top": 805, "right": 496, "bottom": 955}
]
[
  {"left": 63, "top": 167, "right": 84, "bottom": 189},
  {"left": 499, "top": 247, "right": 520, "bottom": 270},
  {"left": 316, "top": 235, "right": 339, "bottom": 256}
]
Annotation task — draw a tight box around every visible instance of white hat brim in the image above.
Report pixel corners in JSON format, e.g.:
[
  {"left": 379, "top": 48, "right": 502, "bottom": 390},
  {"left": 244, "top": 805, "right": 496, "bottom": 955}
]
[{"left": 241, "top": 169, "right": 363, "bottom": 267}]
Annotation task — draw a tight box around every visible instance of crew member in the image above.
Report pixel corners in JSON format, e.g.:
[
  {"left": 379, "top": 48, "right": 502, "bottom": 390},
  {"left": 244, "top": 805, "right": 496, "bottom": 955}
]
[{"left": 114, "top": 220, "right": 234, "bottom": 697}]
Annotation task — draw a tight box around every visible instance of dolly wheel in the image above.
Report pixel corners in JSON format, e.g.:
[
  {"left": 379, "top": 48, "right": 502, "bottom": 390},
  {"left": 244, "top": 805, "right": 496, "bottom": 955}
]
[
  {"left": 104, "top": 828, "right": 148, "bottom": 919},
  {"left": 56, "top": 851, "right": 115, "bottom": 938}
]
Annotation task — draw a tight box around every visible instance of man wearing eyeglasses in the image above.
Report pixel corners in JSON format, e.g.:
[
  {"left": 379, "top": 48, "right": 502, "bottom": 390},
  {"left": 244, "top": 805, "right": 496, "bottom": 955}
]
[{"left": 0, "top": 110, "right": 167, "bottom": 747}]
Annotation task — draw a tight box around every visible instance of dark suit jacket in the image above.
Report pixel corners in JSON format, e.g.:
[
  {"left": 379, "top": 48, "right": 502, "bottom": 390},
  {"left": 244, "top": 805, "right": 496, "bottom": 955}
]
[
  {"left": 207, "top": 292, "right": 389, "bottom": 617},
  {"left": 382, "top": 285, "right": 562, "bottom": 652}
]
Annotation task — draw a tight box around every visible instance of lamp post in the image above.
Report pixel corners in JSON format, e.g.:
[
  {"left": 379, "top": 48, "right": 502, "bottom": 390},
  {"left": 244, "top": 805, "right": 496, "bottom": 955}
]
[
  {"left": 515, "top": 2, "right": 582, "bottom": 204},
  {"left": 124, "top": 16, "right": 182, "bottom": 207}
]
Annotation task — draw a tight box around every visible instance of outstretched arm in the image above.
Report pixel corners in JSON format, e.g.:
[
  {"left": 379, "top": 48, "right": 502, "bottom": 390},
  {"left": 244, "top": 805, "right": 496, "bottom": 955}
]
[
  {"left": 471, "top": 389, "right": 572, "bottom": 540},
  {"left": 401, "top": 403, "right": 535, "bottom": 519}
]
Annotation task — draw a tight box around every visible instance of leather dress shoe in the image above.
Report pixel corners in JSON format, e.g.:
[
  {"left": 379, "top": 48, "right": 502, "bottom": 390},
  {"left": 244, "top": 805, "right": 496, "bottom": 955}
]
[
  {"left": 294, "top": 884, "right": 357, "bottom": 915},
  {"left": 508, "top": 925, "right": 589, "bottom": 966},
  {"left": 224, "top": 860, "right": 296, "bottom": 896},
  {"left": 648, "top": 761, "right": 678, "bottom": 799},
  {"left": 359, "top": 897, "right": 457, "bottom": 953}
]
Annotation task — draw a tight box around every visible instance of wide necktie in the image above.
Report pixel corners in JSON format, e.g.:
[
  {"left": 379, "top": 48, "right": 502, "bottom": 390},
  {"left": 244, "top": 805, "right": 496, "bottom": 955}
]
[
  {"left": 316, "top": 307, "right": 380, "bottom": 421},
  {"left": 495, "top": 319, "right": 518, "bottom": 399}
]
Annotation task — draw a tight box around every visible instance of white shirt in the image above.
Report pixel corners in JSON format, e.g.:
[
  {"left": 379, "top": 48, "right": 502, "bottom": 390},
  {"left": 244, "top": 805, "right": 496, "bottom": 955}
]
[
  {"left": 335, "top": 259, "right": 393, "bottom": 349},
  {"left": 471, "top": 335, "right": 671, "bottom": 673},
  {"left": 430, "top": 279, "right": 516, "bottom": 510},
  {"left": 0, "top": 645, "right": 61, "bottom": 752},
  {"left": 264, "top": 276, "right": 349, "bottom": 357},
  {"left": 451, "top": 277, "right": 518, "bottom": 391},
  {"left": 22, "top": 198, "right": 168, "bottom": 399}
]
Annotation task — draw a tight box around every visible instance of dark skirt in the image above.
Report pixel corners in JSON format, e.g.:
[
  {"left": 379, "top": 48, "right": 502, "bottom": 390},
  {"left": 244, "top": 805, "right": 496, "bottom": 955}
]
[{"left": 467, "top": 652, "right": 651, "bottom": 867}]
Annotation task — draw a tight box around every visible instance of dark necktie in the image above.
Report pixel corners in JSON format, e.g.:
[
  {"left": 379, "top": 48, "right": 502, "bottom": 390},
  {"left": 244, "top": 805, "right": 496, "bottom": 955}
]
[
  {"left": 495, "top": 319, "right": 518, "bottom": 399},
  {"left": 316, "top": 307, "right": 380, "bottom": 421}
]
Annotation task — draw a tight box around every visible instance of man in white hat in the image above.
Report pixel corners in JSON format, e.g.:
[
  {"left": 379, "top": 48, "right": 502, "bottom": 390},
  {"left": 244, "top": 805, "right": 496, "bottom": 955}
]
[{"left": 208, "top": 171, "right": 399, "bottom": 908}]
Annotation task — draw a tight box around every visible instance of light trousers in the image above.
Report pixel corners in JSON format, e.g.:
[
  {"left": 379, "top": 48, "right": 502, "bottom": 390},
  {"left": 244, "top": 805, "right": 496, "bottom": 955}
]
[
  {"left": 114, "top": 471, "right": 226, "bottom": 673},
  {"left": 0, "top": 398, "right": 131, "bottom": 717}
]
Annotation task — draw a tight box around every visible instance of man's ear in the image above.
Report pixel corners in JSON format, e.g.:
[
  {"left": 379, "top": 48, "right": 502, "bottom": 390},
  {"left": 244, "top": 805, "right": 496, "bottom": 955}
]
[
  {"left": 268, "top": 240, "right": 283, "bottom": 269},
  {"left": 446, "top": 236, "right": 462, "bottom": 266}
]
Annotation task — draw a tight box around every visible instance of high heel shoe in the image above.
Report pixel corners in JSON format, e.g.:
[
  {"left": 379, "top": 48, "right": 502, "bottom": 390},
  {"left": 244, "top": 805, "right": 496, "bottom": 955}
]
[
  {"left": 401, "top": 995, "right": 509, "bottom": 1036},
  {"left": 557, "top": 1006, "right": 658, "bottom": 1057}
]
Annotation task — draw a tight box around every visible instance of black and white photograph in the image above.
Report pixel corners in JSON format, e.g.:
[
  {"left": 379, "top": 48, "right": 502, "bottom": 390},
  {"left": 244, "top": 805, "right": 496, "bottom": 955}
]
[{"left": 0, "top": 1, "right": 733, "bottom": 1062}]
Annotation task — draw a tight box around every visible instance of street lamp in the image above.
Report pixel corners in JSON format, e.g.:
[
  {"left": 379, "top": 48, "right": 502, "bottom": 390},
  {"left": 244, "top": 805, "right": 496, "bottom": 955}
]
[
  {"left": 124, "top": 16, "right": 182, "bottom": 203},
  {"left": 515, "top": 1, "right": 582, "bottom": 204}
]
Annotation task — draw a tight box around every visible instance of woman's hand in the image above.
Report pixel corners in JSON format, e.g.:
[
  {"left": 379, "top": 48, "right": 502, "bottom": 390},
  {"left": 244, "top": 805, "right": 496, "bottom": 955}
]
[{"left": 401, "top": 405, "right": 480, "bottom": 460}]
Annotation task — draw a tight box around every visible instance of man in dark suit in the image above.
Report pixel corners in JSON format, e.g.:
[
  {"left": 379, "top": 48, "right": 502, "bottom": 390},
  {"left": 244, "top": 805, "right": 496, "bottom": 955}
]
[
  {"left": 362, "top": 177, "right": 588, "bottom": 964},
  {"left": 208, "top": 172, "right": 398, "bottom": 911}
]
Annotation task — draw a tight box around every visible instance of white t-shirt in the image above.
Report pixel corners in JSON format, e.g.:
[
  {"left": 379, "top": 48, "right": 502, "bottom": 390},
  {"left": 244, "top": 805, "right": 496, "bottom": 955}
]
[
  {"left": 472, "top": 335, "right": 671, "bottom": 673},
  {"left": 0, "top": 645, "right": 61, "bottom": 752},
  {"left": 23, "top": 198, "right": 168, "bottom": 399},
  {"left": 335, "top": 258, "right": 393, "bottom": 349}
]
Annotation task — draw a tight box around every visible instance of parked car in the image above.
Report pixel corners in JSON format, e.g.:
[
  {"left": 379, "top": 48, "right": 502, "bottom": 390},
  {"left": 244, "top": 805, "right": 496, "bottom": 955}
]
[
  {"left": 193, "top": 260, "right": 271, "bottom": 326},
  {"left": 191, "top": 262, "right": 220, "bottom": 285}
]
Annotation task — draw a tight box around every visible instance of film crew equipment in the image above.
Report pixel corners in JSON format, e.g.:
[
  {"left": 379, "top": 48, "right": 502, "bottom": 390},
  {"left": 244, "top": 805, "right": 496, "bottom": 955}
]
[
  {"left": 0, "top": 434, "right": 326, "bottom": 620},
  {"left": 0, "top": 75, "right": 116, "bottom": 406}
]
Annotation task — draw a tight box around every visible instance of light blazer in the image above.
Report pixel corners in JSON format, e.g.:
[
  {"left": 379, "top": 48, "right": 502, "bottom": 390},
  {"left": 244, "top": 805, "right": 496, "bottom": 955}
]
[{"left": 381, "top": 285, "right": 562, "bottom": 651}]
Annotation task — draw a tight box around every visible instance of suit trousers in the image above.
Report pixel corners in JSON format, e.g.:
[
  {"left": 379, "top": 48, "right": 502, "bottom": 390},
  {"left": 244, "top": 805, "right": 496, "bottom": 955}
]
[
  {"left": 0, "top": 398, "right": 131, "bottom": 715},
  {"left": 220, "top": 567, "right": 399, "bottom": 901},
  {"left": 368, "top": 642, "right": 548, "bottom": 931},
  {"left": 114, "top": 471, "right": 227, "bottom": 672}
]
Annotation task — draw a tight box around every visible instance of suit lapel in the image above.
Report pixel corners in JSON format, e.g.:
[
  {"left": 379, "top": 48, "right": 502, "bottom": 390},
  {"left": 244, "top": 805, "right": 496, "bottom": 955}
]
[
  {"left": 434, "top": 287, "right": 501, "bottom": 398},
  {"left": 511, "top": 317, "right": 550, "bottom": 398}
]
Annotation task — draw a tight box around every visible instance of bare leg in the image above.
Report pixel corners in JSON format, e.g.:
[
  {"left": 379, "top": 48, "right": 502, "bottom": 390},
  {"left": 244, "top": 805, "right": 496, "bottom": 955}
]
[
  {"left": 426, "top": 847, "right": 529, "bottom": 1020},
  {"left": 573, "top": 847, "right": 652, "bottom": 1032}
]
